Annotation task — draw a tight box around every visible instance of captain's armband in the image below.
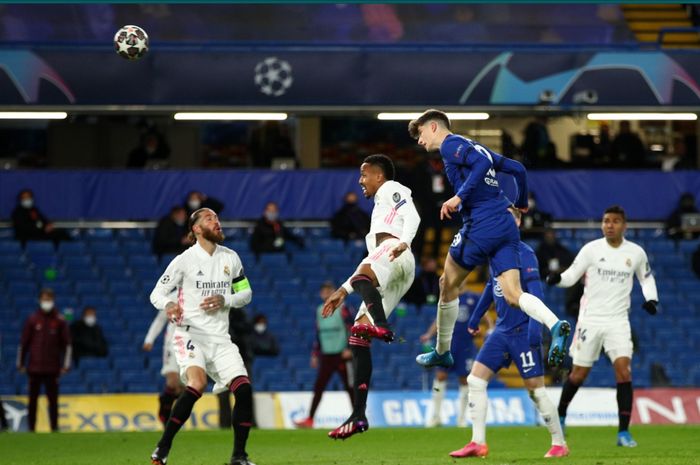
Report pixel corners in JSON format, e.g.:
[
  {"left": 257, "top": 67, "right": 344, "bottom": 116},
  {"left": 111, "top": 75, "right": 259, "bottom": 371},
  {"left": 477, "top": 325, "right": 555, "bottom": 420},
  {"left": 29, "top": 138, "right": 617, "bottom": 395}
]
[{"left": 232, "top": 275, "right": 251, "bottom": 293}]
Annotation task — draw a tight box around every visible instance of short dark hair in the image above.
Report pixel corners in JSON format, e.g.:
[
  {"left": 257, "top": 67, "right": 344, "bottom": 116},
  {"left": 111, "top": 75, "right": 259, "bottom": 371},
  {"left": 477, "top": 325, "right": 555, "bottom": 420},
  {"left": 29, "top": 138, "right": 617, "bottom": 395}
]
[
  {"left": 408, "top": 109, "right": 451, "bottom": 139},
  {"left": 604, "top": 205, "right": 626, "bottom": 222},
  {"left": 363, "top": 154, "right": 395, "bottom": 181},
  {"left": 320, "top": 280, "right": 335, "bottom": 290}
]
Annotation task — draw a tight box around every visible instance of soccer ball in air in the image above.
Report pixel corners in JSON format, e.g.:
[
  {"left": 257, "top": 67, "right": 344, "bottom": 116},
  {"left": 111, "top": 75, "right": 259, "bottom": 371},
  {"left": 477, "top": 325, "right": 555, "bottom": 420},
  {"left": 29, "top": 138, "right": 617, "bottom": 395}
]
[{"left": 114, "top": 25, "right": 149, "bottom": 60}]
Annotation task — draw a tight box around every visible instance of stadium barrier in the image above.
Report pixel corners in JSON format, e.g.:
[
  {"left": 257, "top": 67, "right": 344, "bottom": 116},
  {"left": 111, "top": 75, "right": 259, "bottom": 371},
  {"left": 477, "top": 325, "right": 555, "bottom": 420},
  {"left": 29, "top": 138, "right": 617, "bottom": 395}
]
[{"left": 3, "top": 388, "right": 699, "bottom": 432}]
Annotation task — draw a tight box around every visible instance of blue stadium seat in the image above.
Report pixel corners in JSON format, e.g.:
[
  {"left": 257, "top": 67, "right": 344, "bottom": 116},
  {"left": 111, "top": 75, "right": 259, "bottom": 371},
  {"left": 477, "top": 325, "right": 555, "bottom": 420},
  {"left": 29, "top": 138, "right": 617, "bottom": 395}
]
[
  {"left": 3, "top": 268, "right": 36, "bottom": 280},
  {"left": 116, "top": 229, "right": 147, "bottom": 240},
  {"left": 24, "top": 241, "right": 55, "bottom": 255},
  {"left": 80, "top": 295, "right": 113, "bottom": 308},
  {"left": 109, "top": 281, "right": 137, "bottom": 294},
  {"left": 85, "top": 229, "right": 113, "bottom": 241},
  {"left": 258, "top": 253, "right": 288, "bottom": 267},
  {"left": 128, "top": 255, "right": 158, "bottom": 268},
  {"left": 75, "top": 280, "right": 105, "bottom": 294},
  {"left": 121, "top": 240, "right": 151, "bottom": 254},
  {"left": 78, "top": 358, "right": 111, "bottom": 370},
  {"left": 8, "top": 281, "right": 38, "bottom": 296},
  {"left": 0, "top": 253, "right": 26, "bottom": 268},
  {"left": 0, "top": 240, "right": 22, "bottom": 254},
  {"left": 58, "top": 241, "right": 88, "bottom": 254},
  {"left": 95, "top": 255, "right": 126, "bottom": 268}
]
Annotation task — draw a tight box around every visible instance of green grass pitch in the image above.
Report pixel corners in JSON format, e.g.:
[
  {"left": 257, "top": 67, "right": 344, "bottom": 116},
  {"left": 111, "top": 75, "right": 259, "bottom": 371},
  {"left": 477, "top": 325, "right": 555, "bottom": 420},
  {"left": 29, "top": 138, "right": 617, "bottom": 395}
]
[{"left": 2, "top": 425, "right": 698, "bottom": 465}]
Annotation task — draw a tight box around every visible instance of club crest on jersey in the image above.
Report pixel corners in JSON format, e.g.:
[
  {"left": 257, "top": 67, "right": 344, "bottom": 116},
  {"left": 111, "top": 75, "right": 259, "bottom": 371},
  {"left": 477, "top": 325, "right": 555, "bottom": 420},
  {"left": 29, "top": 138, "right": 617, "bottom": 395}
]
[
  {"left": 392, "top": 192, "right": 401, "bottom": 203},
  {"left": 625, "top": 258, "right": 632, "bottom": 267},
  {"left": 224, "top": 265, "right": 230, "bottom": 276},
  {"left": 160, "top": 275, "right": 171, "bottom": 284}
]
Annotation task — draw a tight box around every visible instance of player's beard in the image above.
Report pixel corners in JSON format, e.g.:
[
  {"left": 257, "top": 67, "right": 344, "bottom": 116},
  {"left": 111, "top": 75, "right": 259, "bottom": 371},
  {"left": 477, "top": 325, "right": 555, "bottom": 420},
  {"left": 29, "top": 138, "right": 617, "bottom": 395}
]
[{"left": 201, "top": 225, "right": 225, "bottom": 244}]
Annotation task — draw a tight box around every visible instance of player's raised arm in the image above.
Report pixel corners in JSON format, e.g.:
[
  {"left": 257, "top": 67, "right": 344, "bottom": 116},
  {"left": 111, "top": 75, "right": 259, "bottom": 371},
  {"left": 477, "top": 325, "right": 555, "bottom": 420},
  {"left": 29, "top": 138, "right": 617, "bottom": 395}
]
[
  {"left": 547, "top": 244, "right": 591, "bottom": 287},
  {"left": 468, "top": 279, "right": 494, "bottom": 334},
  {"left": 635, "top": 248, "right": 659, "bottom": 314},
  {"left": 150, "top": 256, "right": 185, "bottom": 311}
]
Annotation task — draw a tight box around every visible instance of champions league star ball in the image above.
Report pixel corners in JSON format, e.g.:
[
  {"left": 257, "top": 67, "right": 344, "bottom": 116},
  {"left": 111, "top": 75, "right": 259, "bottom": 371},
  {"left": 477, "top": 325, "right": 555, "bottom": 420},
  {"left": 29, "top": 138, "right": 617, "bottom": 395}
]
[{"left": 114, "top": 25, "right": 149, "bottom": 60}]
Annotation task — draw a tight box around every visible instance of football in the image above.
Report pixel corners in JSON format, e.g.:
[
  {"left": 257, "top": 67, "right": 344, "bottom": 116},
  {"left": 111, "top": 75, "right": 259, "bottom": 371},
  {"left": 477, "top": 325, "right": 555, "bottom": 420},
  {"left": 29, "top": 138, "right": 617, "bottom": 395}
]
[{"left": 113, "top": 25, "right": 149, "bottom": 60}]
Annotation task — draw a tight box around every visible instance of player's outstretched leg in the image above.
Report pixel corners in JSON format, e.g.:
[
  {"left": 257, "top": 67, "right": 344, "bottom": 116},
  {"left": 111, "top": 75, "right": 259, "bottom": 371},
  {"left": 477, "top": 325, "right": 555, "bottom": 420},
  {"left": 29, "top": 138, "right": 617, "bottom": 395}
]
[
  {"left": 229, "top": 376, "right": 255, "bottom": 465},
  {"left": 328, "top": 336, "right": 371, "bottom": 440},
  {"left": 450, "top": 374, "right": 489, "bottom": 458},
  {"left": 616, "top": 380, "right": 636, "bottom": 447},
  {"left": 151, "top": 386, "right": 202, "bottom": 465},
  {"left": 547, "top": 320, "right": 571, "bottom": 367},
  {"left": 349, "top": 275, "right": 394, "bottom": 342},
  {"left": 529, "top": 387, "right": 569, "bottom": 458}
]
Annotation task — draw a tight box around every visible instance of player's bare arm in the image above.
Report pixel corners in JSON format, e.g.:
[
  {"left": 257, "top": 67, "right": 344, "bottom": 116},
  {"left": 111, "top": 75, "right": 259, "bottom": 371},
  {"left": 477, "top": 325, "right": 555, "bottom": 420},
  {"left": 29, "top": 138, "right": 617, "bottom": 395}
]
[
  {"left": 388, "top": 242, "right": 409, "bottom": 261},
  {"left": 322, "top": 288, "right": 348, "bottom": 317},
  {"left": 200, "top": 294, "right": 225, "bottom": 312},
  {"left": 165, "top": 301, "right": 183, "bottom": 322},
  {"left": 441, "top": 195, "right": 462, "bottom": 220}
]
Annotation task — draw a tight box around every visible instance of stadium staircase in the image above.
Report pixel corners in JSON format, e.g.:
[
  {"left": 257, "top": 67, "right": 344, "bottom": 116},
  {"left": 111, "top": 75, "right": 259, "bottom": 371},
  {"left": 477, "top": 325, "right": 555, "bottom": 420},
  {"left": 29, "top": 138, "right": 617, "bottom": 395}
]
[
  {"left": 0, "top": 226, "right": 698, "bottom": 395},
  {"left": 622, "top": 4, "right": 700, "bottom": 48}
]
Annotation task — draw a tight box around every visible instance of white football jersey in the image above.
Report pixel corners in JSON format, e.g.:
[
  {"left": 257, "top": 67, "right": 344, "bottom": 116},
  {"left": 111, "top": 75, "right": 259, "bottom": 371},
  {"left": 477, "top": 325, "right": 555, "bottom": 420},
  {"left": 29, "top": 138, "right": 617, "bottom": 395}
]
[
  {"left": 150, "top": 242, "right": 251, "bottom": 343},
  {"left": 366, "top": 180, "right": 420, "bottom": 252},
  {"left": 558, "top": 237, "right": 658, "bottom": 323}
]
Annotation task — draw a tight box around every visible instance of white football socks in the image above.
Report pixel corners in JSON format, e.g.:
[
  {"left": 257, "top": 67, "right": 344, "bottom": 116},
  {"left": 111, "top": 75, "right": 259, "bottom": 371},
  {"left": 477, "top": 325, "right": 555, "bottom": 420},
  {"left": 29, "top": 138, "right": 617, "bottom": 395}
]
[
  {"left": 429, "top": 379, "right": 447, "bottom": 426},
  {"left": 518, "top": 293, "right": 559, "bottom": 330},
  {"left": 467, "top": 374, "right": 489, "bottom": 444},
  {"left": 458, "top": 383, "right": 469, "bottom": 427},
  {"left": 531, "top": 387, "right": 566, "bottom": 446},
  {"left": 436, "top": 298, "right": 459, "bottom": 354}
]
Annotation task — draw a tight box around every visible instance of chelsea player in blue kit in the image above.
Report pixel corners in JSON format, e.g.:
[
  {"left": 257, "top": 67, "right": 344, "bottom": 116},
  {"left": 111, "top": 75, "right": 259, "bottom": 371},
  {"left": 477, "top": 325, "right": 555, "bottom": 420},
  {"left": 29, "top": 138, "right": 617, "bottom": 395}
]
[
  {"left": 408, "top": 109, "right": 570, "bottom": 370},
  {"left": 420, "top": 291, "right": 479, "bottom": 427},
  {"left": 449, "top": 208, "right": 569, "bottom": 459}
]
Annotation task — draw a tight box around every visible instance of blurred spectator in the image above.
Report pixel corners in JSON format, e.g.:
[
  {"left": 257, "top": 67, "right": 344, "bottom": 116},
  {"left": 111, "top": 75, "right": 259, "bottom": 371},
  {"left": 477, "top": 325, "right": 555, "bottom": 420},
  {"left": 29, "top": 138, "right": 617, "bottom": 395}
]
[
  {"left": 248, "top": 121, "right": 296, "bottom": 168},
  {"left": 330, "top": 191, "right": 371, "bottom": 242},
  {"left": 521, "top": 192, "right": 553, "bottom": 240},
  {"left": 17, "top": 288, "right": 71, "bottom": 432},
  {"left": 69, "top": 306, "right": 108, "bottom": 366},
  {"left": 521, "top": 116, "right": 557, "bottom": 168},
  {"left": 294, "top": 281, "right": 354, "bottom": 429},
  {"left": 250, "top": 201, "right": 304, "bottom": 256},
  {"left": 152, "top": 206, "right": 190, "bottom": 258},
  {"left": 249, "top": 314, "right": 280, "bottom": 357},
  {"left": 360, "top": 5, "right": 403, "bottom": 41},
  {"left": 692, "top": 244, "right": 700, "bottom": 279},
  {"left": 650, "top": 362, "right": 671, "bottom": 387},
  {"left": 536, "top": 229, "right": 583, "bottom": 318},
  {"left": 184, "top": 190, "right": 225, "bottom": 217},
  {"left": 126, "top": 131, "right": 171, "bottom": 168},
  {"left": 11, "top": 189, "right": 70, "bottom": 248},
  {"left": 405, "top": 256, "right": 440, "bottom": 308},
  {"left": 0, "top": 396, "right": 7, "bottom": 431},
  {"left": 665, "top": 192, "right": 699, "bottom": 240},
  {"left": 593, "top": 122, "right": 612, "bottom": 166},
  {"left": 611, "top": 121, "right": 645, "bottom": 168}
]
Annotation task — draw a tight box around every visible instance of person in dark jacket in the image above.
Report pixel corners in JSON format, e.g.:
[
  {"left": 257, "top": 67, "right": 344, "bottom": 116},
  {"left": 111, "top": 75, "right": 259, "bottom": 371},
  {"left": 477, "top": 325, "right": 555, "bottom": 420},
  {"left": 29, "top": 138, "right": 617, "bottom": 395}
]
[
  {"left": 11, "top": 189, "right": 69, "bottom": 248},
  {"left": 17, "top": 288, "right": 71, "bottom": 432},
  {"left": 521, "top": 192, "right": 553, "bottom": 240},
  {"left": 250, "top": 201, "right": 304, "bottom": 256},
  {"left": 249, "top": 314, "right": 280, "bottom": 357},
  {"left": 666, "top": 192, "right": 699, "bottom": 240},
  {"left": 184, "top": 191, "right": 225, "bottom": 218},
  {"left": 330, "top": 192, "right": 370, "bottom": 242},
  {"left": 70, "top": 306, "right": 108, "bottom": 366},
  {"left": 536, "top": 229, "right": 583, "bottom": 318},
  {"left": 152, "top": 206, "right": 189, "bottom": 258}
]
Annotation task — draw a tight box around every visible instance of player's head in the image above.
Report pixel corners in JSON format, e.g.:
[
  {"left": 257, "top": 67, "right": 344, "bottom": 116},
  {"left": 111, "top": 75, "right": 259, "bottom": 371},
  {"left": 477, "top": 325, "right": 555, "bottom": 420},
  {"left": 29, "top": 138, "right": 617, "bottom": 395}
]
[
  {"left": 319, "top": 281, "right": 335, "bottom": 300},
  {"left": 188, "top": 207, "right": 224, "bottom": 245},
  {"left": 408, "top": 109, "right": 451, "bottom": 152},
  {"left": 602, "top": 205, "right": 626, "bottom": 242},
  {"left": 359, "top": 154, "right": 394, "bottom": 198}
]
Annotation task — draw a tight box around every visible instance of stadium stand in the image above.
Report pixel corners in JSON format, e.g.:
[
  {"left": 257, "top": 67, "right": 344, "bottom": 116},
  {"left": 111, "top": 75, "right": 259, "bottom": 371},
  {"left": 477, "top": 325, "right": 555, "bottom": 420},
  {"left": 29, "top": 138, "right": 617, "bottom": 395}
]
[{"left": 1, "top": 226, "right": 697, "bottom": 394}]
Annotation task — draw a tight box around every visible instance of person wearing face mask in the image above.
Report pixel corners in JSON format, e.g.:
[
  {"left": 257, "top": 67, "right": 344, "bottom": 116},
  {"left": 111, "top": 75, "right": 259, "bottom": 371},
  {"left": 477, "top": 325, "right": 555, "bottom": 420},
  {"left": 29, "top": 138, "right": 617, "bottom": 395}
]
[
  {"left": 330, "top": 191, "right": 371, "bottom": 242},
  {"left": 17, "top": 288, "right": 72, "bottom": 432},
  {"left": 250, "top": 201, "right": 304, "bottom": 257},
  {"left": 69, "top": 306, "right": 109, "bottom": 366},
  {"left": 520, "top": 192, "right": 553, "bottom": 240},
  {"left": 665, "top": 192, "right": 699, "bottom": 240},
  {"left": 153, "top": 206, "right": 190, "bottom": 259},
  {"left": 184, "top": 191, "right": 225, "bottom": 218},
  {"left": 11, "top": 188, "right": 70, "bottom": 248},
  {"left": 248, "top": 314, "right": 280, "bottom": 357}
]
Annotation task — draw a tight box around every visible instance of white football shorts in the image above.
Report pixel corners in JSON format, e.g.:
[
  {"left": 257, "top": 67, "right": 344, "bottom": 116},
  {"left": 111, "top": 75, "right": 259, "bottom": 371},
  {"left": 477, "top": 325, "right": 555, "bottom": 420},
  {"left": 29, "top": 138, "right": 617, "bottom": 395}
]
[
  {"left": 355, "top": 238, "right": 416, "bottom": 324},
  {"left": 569, "top": 319, "right": 633, "bottom": 367},
  {"left": 172, "top": 329, "right": 248, "bottom": 393}
]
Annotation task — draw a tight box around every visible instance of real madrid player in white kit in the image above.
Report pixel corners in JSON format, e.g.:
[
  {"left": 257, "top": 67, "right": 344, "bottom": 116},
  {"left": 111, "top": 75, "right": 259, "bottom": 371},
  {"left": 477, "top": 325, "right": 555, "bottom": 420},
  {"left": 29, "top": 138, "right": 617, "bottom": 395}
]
[
  {"left": 322, "top": 154, "right": 420, "bottom": 440},
  {"left": 546, "top": 205, "right": 659, "bottom": 448},
  {"left": 149, "top": 208, "right": 256, "bottom": 465},
  {"left": 143, "top": 308, "right": 183, "bottom": 425}
]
